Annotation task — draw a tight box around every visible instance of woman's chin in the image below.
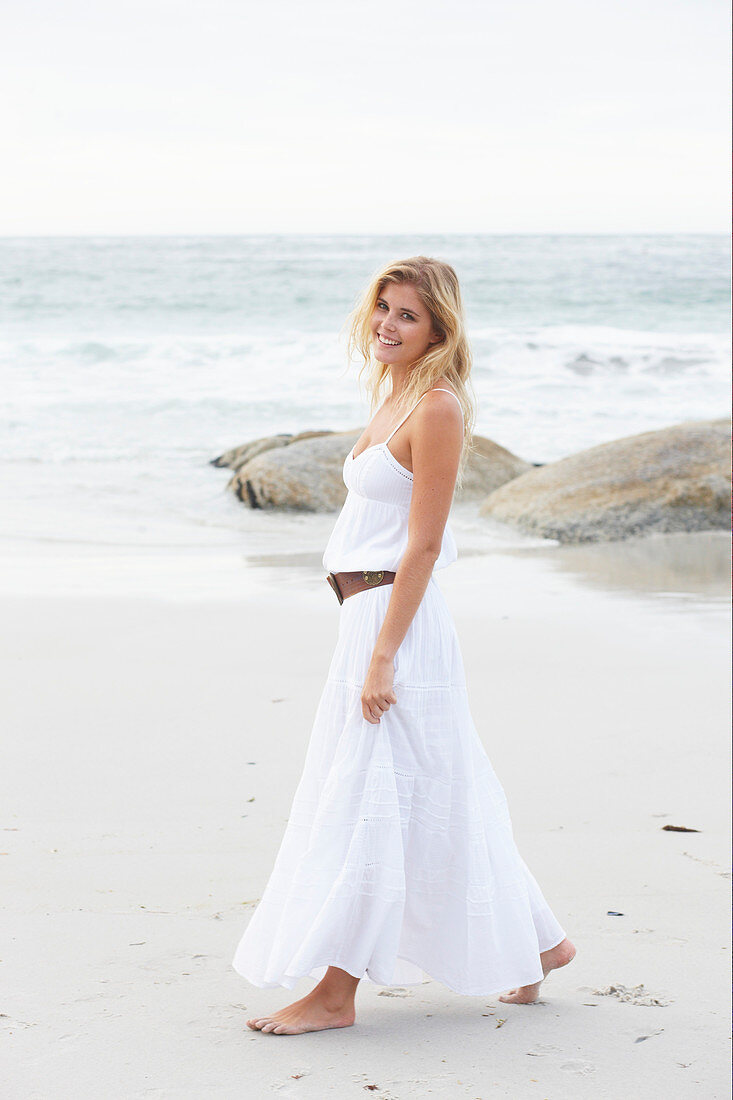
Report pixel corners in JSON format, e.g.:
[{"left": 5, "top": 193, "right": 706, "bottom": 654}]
[{"left": 373, "top": 342, "right": 401, "bottom": 366}]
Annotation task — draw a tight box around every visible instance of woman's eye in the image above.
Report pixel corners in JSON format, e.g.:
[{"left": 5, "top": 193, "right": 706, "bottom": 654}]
[{"left": 376, "top": 302, "right": 414, "bottom": 320}]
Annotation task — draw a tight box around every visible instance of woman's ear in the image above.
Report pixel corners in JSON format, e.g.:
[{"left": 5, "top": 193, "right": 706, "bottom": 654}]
[{"left": 429, "top": 330, "right": 444, "bottom": 345}]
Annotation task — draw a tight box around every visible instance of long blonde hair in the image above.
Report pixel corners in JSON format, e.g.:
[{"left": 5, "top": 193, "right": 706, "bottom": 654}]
[{"left": 344, "top": 255, "right": 477, "bottom": 490}]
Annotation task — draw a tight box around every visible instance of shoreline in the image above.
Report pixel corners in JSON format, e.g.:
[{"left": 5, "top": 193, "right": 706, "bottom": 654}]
[{"left": 0, "top": 528, "right": 727, "bottom": 607}]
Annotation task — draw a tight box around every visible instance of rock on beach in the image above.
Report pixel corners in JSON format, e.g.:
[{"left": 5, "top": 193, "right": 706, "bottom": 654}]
[
  {"left": 479, "top": 418, "right": 731, "bottom": 544},
  {"left": 221, "top": 431, "right": 360, "bottom": 512},
  {"left": 212, "top": 430, "right": 531, "bottom": 511},
  {"left": 211, "top": 430, "right": 335, "bottom": 475}
]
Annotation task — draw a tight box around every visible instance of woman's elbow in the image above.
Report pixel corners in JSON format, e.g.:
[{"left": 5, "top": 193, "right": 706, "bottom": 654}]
[{"left": 405, "top": 539, "right": 442, "bottom": 563}]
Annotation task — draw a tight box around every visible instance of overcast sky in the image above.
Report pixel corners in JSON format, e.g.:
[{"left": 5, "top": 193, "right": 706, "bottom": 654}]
[{"left": 1, "top": 0, "right": 729, "bottom": 235}]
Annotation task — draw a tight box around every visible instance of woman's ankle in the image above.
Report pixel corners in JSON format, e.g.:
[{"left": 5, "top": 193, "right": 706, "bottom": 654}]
[{"left": 311, "top": 991, "right": 355, "bottom": 1013}]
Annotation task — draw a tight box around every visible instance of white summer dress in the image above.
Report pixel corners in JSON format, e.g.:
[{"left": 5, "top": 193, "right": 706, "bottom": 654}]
[{"left": 232, "top": 388, "right": 566, "bottom": 996}]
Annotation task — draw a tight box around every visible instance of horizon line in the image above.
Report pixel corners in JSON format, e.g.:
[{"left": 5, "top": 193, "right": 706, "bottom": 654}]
[{"left": 0, "top": 229, "right": 729, "bottom": 240}]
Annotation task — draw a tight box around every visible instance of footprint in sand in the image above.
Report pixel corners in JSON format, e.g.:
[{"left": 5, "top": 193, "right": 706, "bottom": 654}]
[
  {"left": 560, "top": 1059, "right": 596, "bottom": 1075},
  {"left": 592, "top": 983, "right": 670, "bottom": 1007},
  {"left": 0, "top": 1014, "right": 35, "bottom": 1031}
]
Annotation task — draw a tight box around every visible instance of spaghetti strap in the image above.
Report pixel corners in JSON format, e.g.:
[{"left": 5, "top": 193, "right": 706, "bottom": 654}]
[
  {"left": 385, "top": 388, "right": 463, "bottom": 444},
  {"left": 384, "top": 394, "right": 429, "bottom": 444}
]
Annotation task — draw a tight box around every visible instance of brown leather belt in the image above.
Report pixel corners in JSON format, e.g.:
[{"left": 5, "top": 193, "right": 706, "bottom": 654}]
[{"left": 326, "top": 570, "right": 396, "bottom": 605}]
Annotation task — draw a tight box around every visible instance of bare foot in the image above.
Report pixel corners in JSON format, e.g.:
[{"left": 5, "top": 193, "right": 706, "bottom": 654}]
[
  {"left": 498, "top": 937, "right": 576, "bottom": 1005},
  {"left": 246, "top": 990, "right": 356, "bottom": 1036}
]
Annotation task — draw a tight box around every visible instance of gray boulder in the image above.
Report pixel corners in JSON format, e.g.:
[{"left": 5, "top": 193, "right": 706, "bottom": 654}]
[
  {"left": 211, "top": 430, "right": 335, "bottom": 473},
  {"left": 225, "top": 430, "right": 359, "bottom": 511},
  {"left": 479, "top": 418, "right": 731, "bottom": 543},
  {"left": 462, "top": 436, "right": 533, "bottom": 498},
  {"left": 214, "top": 429, "right": 531, "bottom": 511}
]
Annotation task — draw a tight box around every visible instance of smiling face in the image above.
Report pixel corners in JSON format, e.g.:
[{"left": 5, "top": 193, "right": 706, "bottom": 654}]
[{"left": 370, "top": 281, "right": 442, "bottom": 368}]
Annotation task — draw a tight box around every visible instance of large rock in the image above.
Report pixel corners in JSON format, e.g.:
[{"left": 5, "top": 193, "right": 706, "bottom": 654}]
[
  {"left": 213, "top": 429, "right": 531, "bottom": 511},
  {"left": 461, "top": 436, "right": 533, "bottom": 498},
  {"left": 211, "top": 430, "right": 335, "bottom": 473},
  {"left": 479, "top": 418, "right": 731, "bottom": 543},
  {"left": 225, "top": 431, "right": 360, "bottom": 511}
]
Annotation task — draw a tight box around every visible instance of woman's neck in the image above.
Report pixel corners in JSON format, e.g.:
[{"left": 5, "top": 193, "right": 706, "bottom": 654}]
[{"left": 386, "top": 365, "right": 412, "bottom": 403}]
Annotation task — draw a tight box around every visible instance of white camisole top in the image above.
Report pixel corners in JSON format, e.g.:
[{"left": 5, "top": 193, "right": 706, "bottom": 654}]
[{"left": 322, "top": 388, "right": 463, "bottom": 574}]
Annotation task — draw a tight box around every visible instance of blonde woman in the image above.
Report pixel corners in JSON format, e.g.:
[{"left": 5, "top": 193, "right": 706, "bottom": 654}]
[{"left": 233, "top": 256, "right": 575, "bottom": 1034}]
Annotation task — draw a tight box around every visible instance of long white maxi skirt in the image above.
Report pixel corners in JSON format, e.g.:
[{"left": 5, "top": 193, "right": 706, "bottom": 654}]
[{"left": 232, "top": 573, "right": 565, "bottom": 996}]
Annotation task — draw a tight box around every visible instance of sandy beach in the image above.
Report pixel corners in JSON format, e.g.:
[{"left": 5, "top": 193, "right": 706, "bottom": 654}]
[{"left": 1, "top": 533, "right": 730, "bottom": 1099}]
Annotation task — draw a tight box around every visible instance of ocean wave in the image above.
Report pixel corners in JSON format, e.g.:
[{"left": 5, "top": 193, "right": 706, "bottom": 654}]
[{"left": 0, "top": 231, "right": 728, "bottom": 554}]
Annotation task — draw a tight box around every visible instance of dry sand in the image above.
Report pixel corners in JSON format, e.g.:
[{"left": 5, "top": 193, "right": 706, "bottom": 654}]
[{"left": 1, "top": 533, "right": 730, "bottom": 1099}]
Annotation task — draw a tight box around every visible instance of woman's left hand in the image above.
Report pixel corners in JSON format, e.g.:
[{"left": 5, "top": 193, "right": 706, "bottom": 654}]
[{"left": 361, "top": 654, "right": 397, "bottom": 725}]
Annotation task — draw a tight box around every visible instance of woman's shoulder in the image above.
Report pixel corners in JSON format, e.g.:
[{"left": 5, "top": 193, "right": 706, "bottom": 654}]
[
  {"left": 423, "top": 382, "right": 463, "bottom": 415},
  {"left": 413, "top": 385, "right": 463, "bottom": 441}
]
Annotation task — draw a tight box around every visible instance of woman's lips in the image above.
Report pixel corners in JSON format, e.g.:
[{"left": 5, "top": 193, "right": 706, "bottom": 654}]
[{"left": 377, "top": 334, "right": 401, "bottom": 346}]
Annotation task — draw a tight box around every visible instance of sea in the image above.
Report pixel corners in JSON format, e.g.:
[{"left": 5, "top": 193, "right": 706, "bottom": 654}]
[{"left": 0, "top": 234, "right": 729, "bottom": 598}]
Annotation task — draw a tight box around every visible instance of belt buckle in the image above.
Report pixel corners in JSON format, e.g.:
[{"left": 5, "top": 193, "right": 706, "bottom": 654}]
[
  {"left": 326, "top": 572, "right": 344, "bottom": 605},
  {"left": 362, "top": 570, "right": 384, "bottom": 586}
]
